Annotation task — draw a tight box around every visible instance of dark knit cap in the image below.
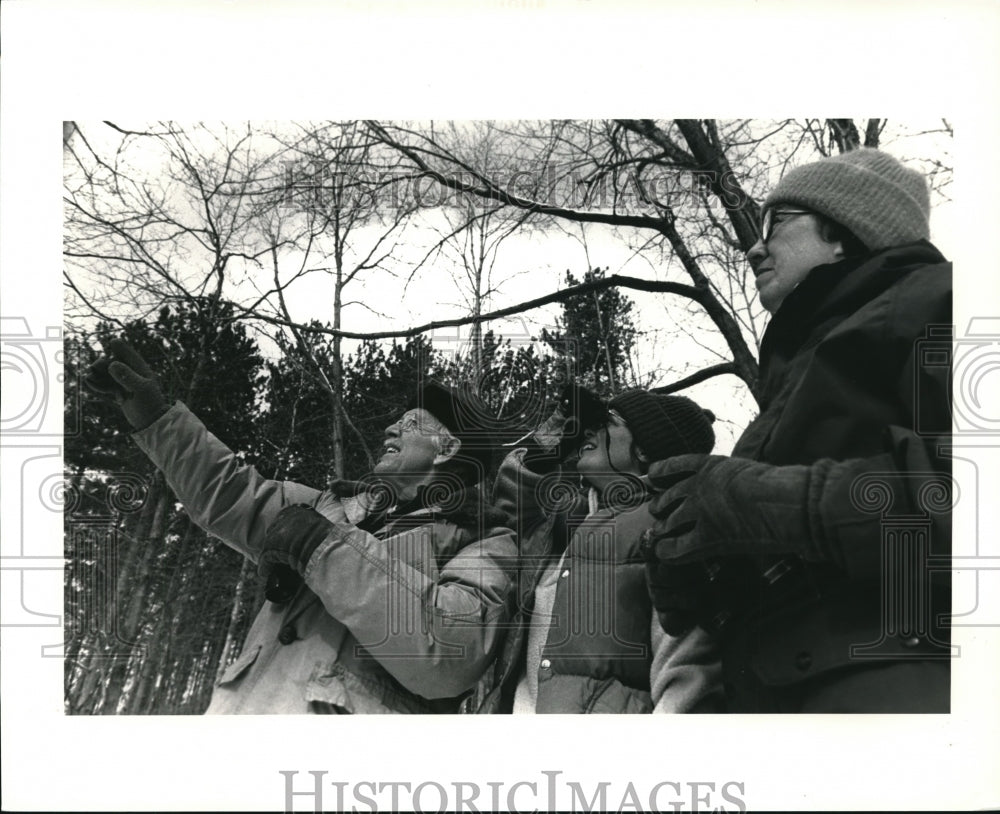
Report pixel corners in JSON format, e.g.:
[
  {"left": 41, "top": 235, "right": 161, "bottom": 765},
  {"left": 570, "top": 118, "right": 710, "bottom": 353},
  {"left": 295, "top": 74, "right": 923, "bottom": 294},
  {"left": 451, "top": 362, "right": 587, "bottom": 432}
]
[
  {"left": 608, "top": 390, "right": 715, "bottom": 461},
  {"left": 764, "top": 148, "right": 930, "bottom": 251}
]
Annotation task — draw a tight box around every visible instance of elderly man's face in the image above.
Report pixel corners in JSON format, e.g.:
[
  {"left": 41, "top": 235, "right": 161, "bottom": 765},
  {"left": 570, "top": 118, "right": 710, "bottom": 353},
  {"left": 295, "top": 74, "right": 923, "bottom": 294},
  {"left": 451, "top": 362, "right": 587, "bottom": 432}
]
[
  {"left": 373, "top": 408, "right": 453, "bottom": 498},
  {"left": 746, "top": 210, "right": 843, "bottom": 314}
]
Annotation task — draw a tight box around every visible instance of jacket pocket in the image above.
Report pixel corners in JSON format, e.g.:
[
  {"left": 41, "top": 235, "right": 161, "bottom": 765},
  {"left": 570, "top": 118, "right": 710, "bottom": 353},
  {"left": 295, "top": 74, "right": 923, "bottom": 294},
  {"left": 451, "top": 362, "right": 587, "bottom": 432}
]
[
  {"left": 215, "top": 644, "right": 262, "bottom": 687},
  {"left": 744, "top": 589, "right": 951, "bottom": 687}
]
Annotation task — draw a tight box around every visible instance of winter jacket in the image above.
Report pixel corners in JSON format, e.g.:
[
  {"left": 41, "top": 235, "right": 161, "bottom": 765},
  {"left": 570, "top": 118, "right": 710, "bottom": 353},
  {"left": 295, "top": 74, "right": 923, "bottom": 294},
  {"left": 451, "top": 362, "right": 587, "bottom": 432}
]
[
  {"left": 469, "top": 447, "right": 722, "bottom": 714},
  {"left": 710, "top": 241, "right": 953, "bottom": 710},
  {"left": 132, "top": 402, "right": 518, "bottom": 714}
]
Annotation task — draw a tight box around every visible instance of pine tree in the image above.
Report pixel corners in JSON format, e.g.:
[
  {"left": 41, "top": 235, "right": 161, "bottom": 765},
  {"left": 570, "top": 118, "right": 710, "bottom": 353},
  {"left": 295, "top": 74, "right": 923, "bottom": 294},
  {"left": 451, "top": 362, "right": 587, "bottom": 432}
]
[
  {"left": 258, "top": 327, "right": 342, "bottom": 488},
  {"left": 64, "top": 300, "right": 269, "bottom": 715},
  {"left": 541, "top": 267, "right": 638, "bottom": 397}
]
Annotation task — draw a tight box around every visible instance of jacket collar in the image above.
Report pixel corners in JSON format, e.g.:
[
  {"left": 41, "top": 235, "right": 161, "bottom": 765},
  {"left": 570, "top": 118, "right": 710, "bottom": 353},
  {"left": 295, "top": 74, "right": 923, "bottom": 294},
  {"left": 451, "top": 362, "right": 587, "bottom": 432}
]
[
  {"left": 329, "top": 478, "right": 506, "bottom": 534},
  {"left": 760, "top": 240, "right": 947, "bottom": 355},
  {"left": 754, "top": 240, "right": 948, "bottom": 405}
]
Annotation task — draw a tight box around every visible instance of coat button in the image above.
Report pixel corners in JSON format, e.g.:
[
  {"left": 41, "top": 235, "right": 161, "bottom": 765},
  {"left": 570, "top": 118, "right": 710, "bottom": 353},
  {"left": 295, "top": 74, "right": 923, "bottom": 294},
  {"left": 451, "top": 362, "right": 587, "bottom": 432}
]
[
  {"left": 540, "top": 659, "right": 552, "bottom": 670},
  {"left": 794, "top": 652, "right": 812, "bottom": 671},
  {"left": 560, "top": 569, "right": 570, "bottom": 579},
  {"left": 278, "top": 625, "right": 297, "bottom": 645},
  {"left": 902, "top": 635, "right": 921, "bottom": 648}
]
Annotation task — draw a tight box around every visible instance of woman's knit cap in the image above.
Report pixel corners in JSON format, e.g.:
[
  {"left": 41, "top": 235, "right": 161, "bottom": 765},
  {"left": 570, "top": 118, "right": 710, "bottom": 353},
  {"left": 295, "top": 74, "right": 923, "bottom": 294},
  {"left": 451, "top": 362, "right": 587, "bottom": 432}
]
[
  {"left": 608, "top": 390, "right": 716, "bottom": 461},
  {"left": 764, "top": 148, "right": 930, "bottom": 251}
]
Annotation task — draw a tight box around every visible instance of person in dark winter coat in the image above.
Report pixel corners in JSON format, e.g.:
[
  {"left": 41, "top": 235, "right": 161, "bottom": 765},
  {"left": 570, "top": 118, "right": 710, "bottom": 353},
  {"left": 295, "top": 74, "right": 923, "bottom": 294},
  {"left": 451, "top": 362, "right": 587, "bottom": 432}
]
[
  {"left": 86, "top": 342, "right": 517, "bottom": 714},
  {"left": 643, "top": 148, "right": 953, "bottom": 713},
  {"left": 471, "top": 387, "right": 724, "bottom": 714}
]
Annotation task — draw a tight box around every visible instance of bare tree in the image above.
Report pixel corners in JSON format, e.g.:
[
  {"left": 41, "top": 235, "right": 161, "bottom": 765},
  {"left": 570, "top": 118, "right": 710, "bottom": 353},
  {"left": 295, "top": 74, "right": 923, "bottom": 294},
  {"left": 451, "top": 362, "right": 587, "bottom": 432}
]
[
  {"left": 254, "top": 121, "right": 425, "bottom": 479},
  {"left": 64, "top": 121, "right": 280, "bottom": 326},
  {"left": 359, "top": 118, "right": 951, "bottom": 403},
  {"left": 363, "top": 119, "right": 765, "bottom": 397},
  {"left": 70, "top": 119, "right": 952, "bottom": 407},
  {"left": 64, "top": 121, "right": 428, "bottom": 480}
]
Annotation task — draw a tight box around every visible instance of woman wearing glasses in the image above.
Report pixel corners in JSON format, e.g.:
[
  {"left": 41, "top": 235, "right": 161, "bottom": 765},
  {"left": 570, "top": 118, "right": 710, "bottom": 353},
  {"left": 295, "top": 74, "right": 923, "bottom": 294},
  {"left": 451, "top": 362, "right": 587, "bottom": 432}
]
[{"left": 644, "top": 148, "right": 953, "bottom": 713}]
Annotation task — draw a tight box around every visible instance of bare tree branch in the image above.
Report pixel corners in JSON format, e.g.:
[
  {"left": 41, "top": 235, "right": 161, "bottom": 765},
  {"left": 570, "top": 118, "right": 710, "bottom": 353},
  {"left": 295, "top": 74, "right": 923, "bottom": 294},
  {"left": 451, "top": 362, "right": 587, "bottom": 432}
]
[
  {"left": 243, "top": 273, "right": 701, "bottom": 335},
  {"left": 650, "top": 363, "right": 741, "bottom": 395}
]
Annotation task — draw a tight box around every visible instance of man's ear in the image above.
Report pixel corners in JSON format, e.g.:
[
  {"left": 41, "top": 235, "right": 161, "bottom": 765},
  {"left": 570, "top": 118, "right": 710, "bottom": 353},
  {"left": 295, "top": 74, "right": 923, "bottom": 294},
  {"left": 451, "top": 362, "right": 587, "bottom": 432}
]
[{"left": 433, "top": 435, "right": 462, "bottom": 466}]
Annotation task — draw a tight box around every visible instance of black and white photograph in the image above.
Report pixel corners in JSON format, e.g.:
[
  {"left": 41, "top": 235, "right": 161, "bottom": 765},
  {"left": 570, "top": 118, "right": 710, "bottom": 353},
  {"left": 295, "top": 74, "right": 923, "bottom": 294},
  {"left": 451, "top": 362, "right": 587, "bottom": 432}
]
[{"left": 2, "top": 1, "right": 999, "bottom": 812}]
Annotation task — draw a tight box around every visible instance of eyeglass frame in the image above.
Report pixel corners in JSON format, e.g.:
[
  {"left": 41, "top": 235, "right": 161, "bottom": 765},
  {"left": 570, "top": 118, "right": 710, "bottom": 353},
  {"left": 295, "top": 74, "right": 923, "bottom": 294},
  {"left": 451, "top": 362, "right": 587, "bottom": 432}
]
[
  {"left": 394, "top": 410, "right": 454, "bottom": 439},
  {"left": 758, "top": 208, "right": 814, "bottom": 244}
]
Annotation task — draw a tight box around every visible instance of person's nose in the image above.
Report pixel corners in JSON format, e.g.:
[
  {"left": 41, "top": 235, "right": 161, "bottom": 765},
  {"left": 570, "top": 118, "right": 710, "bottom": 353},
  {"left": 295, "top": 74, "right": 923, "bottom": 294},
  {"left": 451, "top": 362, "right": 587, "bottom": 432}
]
[{"left": 746, "top": 239, "right": 768, "bottom": 273}]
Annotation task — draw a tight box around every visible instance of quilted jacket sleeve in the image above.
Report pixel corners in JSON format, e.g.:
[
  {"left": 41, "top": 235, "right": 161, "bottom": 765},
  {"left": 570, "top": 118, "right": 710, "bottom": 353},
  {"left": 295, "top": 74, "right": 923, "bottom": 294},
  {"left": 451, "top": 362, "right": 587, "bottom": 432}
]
[
  {"left": 131, "top": 401, "right": 346, "bottom": 560},
  {"left": 709, "top": 263, "right": 952, "bottom": 579},
  {"left": 798, "top": 271, "right": 953, "bottom": 577},
  {"left": 302, "top": 519, "right": 518, "bottom": 698}
]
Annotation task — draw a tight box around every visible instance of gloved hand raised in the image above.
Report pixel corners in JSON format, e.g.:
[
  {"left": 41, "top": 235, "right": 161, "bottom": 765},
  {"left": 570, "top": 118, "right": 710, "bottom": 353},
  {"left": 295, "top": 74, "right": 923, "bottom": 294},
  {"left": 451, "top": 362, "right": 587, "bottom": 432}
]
[
  {"left": 553, "top": 383, "right": 608, "bottom": 463},
  {"left": 528, "top": 405, "right": 568, "bottom": 451},
  {"left": 84, "top": 339, "right": 172, "bottom": 431},
  {"left": 518, "top": 384, "right": 608, "bottom": 473}
]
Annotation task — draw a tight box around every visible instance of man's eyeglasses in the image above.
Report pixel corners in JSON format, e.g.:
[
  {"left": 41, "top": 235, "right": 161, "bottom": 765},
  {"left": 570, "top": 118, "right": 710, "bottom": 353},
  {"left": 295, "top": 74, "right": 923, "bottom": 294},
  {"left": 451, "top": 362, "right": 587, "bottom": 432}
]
[
  {"left": 759, "top": 208, "right": 812, "bottom": 243},
  {"left": 395, "top": 410, "right": 455, "bottom": 440}
]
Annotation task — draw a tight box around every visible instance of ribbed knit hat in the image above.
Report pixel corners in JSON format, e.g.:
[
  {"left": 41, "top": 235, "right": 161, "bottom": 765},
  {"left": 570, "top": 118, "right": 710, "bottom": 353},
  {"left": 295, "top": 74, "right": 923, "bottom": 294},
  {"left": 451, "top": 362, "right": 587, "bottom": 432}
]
[
  {"left": 608, "top": 390, "right": 715, "bottom": 462},
  {"left": 764, "top": 148, "right": 930, "bottom": 251}
]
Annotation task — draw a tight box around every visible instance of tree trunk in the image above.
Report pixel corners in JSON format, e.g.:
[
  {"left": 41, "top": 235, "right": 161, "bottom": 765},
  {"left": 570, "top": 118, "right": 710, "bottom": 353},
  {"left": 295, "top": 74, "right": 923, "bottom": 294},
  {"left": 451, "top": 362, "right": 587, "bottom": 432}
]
[
  {"left": 215, "top": 556, "right": 256, "bottom": 681},
  {"left": 126, "top": 520, "right": 194, "bottom": 714},
  {"left": 102, "top": 479, "right": 173, "bottom": 713},
  {"left": 331, "top": 267, "right": 346, "bottom": 481},
  {"left": 470, "top": 261, "right": 483, "bottom": 377}
]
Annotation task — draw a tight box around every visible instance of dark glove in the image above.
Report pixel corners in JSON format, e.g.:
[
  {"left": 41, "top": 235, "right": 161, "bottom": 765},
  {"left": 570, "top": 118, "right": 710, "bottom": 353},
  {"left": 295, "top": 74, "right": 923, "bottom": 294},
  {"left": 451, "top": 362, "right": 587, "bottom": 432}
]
[
  {"left": 516, "top": 405, "right": 569, "bottom": 475},
  {"left": 84, "top": 339, "right": 171, "bottom": 430},
  {"left": 258, "top": 504, "right": 335, "bottom": 579},
  {"left": 642, "top": 454, "right": 811, "bottom": 636},
  {"left": 517, "top": 384, "right": 608, "bottom": 473},
  {"left": 643, "top": 540, "right": 761, "bottom": 636},
  {"left": 642, "top": 547, "right": 712, "bottom": 636},
  {"left": 645, "top": 454, "right": 811, "bottom": 563}
]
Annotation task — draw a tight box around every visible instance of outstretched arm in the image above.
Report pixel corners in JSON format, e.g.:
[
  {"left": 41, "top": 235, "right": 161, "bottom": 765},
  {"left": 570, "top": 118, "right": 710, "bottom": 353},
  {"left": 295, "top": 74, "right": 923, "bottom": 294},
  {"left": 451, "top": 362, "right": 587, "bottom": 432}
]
[
  {"left": 87, "top": 339, "right": 343, "bottom": 558},
  {"left": 133, "top": 401, "right": 340, "bottom": 559}
]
